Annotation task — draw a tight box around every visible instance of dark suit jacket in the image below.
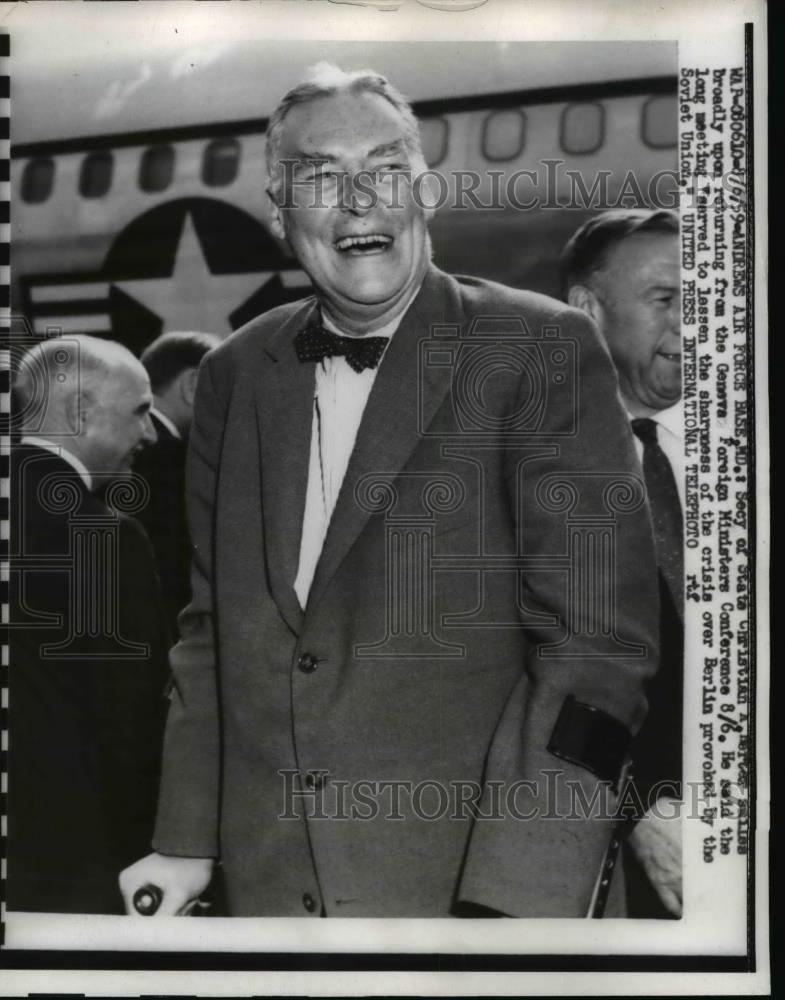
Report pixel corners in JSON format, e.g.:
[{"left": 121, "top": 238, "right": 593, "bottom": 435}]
[
  {"left": 133, "top": 412, "right": 191, "bottom": 639},
  {"left": 631, "top": 577, "right": 683, "bottom": 802},
  {"left": 153, "top": 266, "right": 660, "bottom": 917},
  {"left": 8, "top": 446, "right": 170, "bottom": 913}
]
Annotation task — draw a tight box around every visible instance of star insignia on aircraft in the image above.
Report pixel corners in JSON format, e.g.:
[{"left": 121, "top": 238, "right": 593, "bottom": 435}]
[{"left": 113, "top": 211, "right": 283, "bottom": 337}]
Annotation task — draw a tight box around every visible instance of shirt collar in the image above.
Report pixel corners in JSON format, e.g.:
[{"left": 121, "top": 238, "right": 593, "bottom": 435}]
[
  {"left": 20, "top": 436, "right": 93, "bottom": 491},
  {"left": 151, "top": 406, "right": 181, "bottom": 440},
  {"left": 650, "top": 400, "right": 683, "bottom": 442},
  {"left": 625, "top": 400, "right": 683, "bottom": 442}
]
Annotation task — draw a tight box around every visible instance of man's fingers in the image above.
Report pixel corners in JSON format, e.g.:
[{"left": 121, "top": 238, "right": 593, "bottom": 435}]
[
  {"left": 125, "top": 888, "right": 191, "bottom": 917},
  {"left": 126, "top": 883, "right": 191, "bottom": 917},
  {"left": 156, "top": 889, "right": 193, "bottom": 916},
  {"left": 658, "top": 885, "right": 683, "bottom": 917},
  {"left": 626, "top": 809, "right": 684, "bottom": 916},
  {"left": 119, "top": 853, "right": 214, "bottom": 916}
]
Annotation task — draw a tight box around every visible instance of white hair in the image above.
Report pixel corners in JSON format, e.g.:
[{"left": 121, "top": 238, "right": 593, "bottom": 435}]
[{"left": 265, "top": 61, "right": 426, "bottom": 196}]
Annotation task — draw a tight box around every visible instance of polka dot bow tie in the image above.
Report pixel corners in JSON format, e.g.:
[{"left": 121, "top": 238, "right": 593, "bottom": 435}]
[{"left": 294, "top": 320, "right": 389, "bottom": 374}]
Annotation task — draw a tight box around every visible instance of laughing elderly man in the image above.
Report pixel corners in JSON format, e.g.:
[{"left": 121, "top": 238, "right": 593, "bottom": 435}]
[{"left": 121, "top": 64, "right": 659, "bottom": 918}]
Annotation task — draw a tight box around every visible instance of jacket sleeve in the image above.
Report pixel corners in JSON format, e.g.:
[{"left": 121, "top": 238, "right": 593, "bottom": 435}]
[
  {"left": 457, "top": 305, "right": 661, "bottom": 917},
  {"left": 96, "top": 514, "right": 170, "bottom": 870},
  {"left": 152, "top": 356, "right": 225, "bottom": 858}
]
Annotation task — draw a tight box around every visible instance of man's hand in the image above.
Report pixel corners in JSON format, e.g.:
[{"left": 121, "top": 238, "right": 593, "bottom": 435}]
[
  {"left": 627, "top": 798, "right": 682, "bottom": 916},
  {"left": 119, "top": 853, "right": 214, "bottom": 916}
]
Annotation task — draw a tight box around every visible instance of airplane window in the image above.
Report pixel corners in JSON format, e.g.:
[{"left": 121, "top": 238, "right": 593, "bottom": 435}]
[
  {"left": 481, "top": 110, "right": 526, "bottom": 162},
  {"left": 79, "top": 151, "right": 114, "bottom": 199},
  {"left": 139, "top": 144, "right": 175, "bottom": 193},
  {"left": 20, "top": 157, "right": 55, "bottom": 204},
  {"left": 419, "top": 117, "right": 449, "bottom": 167},
  {"left": 560, "top": 103, "right": 604, "bottom": 155},
  {"left": 642, "top": 95, "right": 678, "bottom": 149},
  {"left": 202, "top": 138, "right": 241, "bottom": 187}
]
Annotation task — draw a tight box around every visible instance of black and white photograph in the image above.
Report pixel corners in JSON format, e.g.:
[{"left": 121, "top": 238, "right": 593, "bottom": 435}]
[{"left": 0, "top": 1, "right": 768, "bottom": 996}]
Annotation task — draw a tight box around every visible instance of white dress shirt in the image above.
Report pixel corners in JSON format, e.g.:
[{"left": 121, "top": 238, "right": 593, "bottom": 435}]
[
  {"left": 20, "top": 436, "right": 93, "bottom": 492},
  {"left": 294, "top": 305, "right": 414, "bottom": 610},
  {"left": 630, "top": 401, "right": 684, "bottom": 513}
]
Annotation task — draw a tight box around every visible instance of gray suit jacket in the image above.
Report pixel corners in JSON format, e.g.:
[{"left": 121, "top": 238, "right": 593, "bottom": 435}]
[{"left": 153, "top": 266, "right": 659, "bottom": 917}]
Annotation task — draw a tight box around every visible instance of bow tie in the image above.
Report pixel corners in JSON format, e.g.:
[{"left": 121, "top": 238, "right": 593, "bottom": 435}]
[{"left": 294, "top": 320, "right": 389, "bottom": 374}]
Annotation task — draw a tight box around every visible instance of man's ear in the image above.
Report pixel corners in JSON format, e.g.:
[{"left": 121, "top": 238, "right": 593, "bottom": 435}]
[
  {"left": 567, "top": 284, "right": 603, "bottom": 325},
  {"left": 411, "top": 160, "right": 437, "bottom": 223},
  {"left": 65, "top": 388, "right": 91, "bottom": 437},
  {"left": 180, "top": 367, "right": 199, "bottom": 408},
  {"left": 267, "top": 185, "right": 287, "bottom": 242}
]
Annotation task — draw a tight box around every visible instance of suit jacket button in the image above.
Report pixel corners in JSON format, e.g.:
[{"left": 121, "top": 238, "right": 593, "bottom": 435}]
[
  {"left": 302, "top": 892, "right": 317, "bottom": 913},
  {"left": 297, "top": 653, "right": 318, "bottom": 674}
]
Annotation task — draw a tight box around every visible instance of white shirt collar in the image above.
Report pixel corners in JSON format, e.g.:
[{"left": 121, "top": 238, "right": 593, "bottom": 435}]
[
  {"left": 625, "top": 400, "right": 683, "bottom": 442},
  {"left": 151, "top": 406, "right": 181, "bottom": 440},
  {"left": 651, "top": 400, "right": 683, "bottom": 442},
  {"left": 20, "top": 436, "right": 93, "bottom": 491}
]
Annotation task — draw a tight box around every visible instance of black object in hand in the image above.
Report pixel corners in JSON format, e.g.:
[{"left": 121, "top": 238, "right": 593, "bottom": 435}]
[{"left": 133, "top": 883, "right": 163, "bottom": 915}]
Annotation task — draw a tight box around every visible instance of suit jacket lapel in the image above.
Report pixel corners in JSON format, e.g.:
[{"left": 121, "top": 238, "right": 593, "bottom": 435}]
[
  {"left": 306, "top": 267, "right": 461, "bottom": 615},
  {"left": 255, "top": 299, "right": 317, "bottom": 635}
]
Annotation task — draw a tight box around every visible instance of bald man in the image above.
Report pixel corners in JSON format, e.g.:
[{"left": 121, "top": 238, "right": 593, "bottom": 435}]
[{"left": 8, "top": 336, "right": 171, "bottom": 913}]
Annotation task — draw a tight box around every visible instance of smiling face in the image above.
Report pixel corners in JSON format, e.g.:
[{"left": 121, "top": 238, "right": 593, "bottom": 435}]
[
  {"left": 268, "top": 90, "right": 432, "bottom": 334},
  {"left": 592, "top": 232, "right": 681, "bottom": 416}
]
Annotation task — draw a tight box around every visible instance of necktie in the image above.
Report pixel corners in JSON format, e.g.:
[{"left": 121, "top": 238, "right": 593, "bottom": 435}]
[
  {"left": 631, "top": 417, "right": 683, "bottom": 611},
  {"left": 294, "top": 320, "right": 389, "bottom": 374}
]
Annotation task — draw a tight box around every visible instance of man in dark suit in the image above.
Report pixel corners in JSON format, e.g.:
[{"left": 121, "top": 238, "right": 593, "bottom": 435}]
[
  {"left": 8, "top": 335, "right": 170, "bottom": 913},
  {"left": 120, "top": 64, "right": 660, "bottom": 918},
  {"left": 562, "top": 209, "right": 683, "bottom": 917},
  {"left": 134, "top": 331, "right": 220, "bottom": 638}
]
